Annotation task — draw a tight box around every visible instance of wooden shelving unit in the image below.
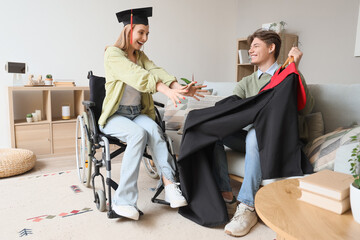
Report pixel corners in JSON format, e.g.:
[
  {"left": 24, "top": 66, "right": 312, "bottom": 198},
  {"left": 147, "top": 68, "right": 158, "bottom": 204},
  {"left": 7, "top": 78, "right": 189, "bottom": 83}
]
[
  {"left": 8, "top": 86, "right": 89, "bottom": 157},
  {"left": 236, "top": 33, "right": 298, "bottom": 81}
]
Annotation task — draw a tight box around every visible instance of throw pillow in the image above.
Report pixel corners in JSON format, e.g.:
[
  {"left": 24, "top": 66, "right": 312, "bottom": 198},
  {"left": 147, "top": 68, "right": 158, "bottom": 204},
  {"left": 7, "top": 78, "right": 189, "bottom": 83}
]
[
  {"left": 163, "top": 98, "right": 188, "bottom": 130},
  {"left": 306, "top": 112, "right": 325, "bottom": 142},
  {"left": 304, "top": 125, "right": 360, "bottom": 172}
]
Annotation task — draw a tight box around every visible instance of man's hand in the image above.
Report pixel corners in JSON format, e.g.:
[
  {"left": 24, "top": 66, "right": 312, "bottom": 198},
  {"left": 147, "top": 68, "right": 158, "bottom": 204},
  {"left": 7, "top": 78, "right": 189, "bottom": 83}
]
[
  {"left": 288, "top": 46, "right": 303, "bottom": 69},
  {"left": 182, "top": 82, "right": 208, "bottom": 101}
]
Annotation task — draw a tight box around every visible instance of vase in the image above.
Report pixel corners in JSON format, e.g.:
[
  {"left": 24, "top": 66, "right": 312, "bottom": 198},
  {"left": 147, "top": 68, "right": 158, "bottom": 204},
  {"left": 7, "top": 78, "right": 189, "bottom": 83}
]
[{"left": 350, "top": 182, "right": 360, "bottom": 224}]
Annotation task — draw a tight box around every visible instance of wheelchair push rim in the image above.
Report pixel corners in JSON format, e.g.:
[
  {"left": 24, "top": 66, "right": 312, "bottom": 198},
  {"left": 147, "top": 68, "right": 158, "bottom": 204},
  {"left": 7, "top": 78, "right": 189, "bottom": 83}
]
[
  {"left": 142, "top": 146, "right": 159, "bottom": 179},
  {"left": 75, "top": 113, "right": 92, "bottom": 187}
]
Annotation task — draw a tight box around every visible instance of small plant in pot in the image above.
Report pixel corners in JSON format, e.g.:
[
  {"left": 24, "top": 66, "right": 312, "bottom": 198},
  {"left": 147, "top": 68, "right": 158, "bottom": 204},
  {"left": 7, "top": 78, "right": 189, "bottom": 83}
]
[
  {"left": 349, "top": 134, "right": 360, "bottom": 223},
  {"left": 45, "top": 74, "right": 53, "bottom": 86},
  {"left": 26, "top": 113, "right": 33, "bottom": 123}
]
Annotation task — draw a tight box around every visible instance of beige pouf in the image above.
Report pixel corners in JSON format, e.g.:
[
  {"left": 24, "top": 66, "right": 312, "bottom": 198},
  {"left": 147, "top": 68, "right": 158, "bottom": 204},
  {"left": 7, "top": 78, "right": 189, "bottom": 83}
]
[{"left": 0, "top": 148, "right": 36, "bottom": 178}]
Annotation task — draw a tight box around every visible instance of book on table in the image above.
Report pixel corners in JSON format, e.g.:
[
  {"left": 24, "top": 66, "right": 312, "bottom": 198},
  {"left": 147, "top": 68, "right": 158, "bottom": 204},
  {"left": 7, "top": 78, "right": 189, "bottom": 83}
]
[
  {"left": 298, "top": 169, "right": 354, "bottom": 201},
  {"left": 299, "top": 189, "right": 350, "bottom": 214}
]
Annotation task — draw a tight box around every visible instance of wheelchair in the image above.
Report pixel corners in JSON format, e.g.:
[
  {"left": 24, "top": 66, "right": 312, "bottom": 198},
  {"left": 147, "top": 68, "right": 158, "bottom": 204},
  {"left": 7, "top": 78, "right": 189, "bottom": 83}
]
[{"left": 75, "top": 71, "right": 177, "bottom": 218}]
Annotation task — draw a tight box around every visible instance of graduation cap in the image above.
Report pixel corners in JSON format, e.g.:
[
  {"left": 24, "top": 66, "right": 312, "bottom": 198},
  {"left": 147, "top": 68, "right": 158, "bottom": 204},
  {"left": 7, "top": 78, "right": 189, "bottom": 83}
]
[
  {"left": 116, "top": 7, "right": 152, "bottom": 26},
  {"left": 116, "top": 7, "right": 152, "bottom": 44}
]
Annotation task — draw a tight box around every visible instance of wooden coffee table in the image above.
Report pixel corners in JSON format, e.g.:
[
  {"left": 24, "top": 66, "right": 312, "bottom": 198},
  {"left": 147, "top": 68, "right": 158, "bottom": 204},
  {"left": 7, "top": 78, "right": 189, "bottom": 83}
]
[{"left": 255, "top": 178, "right": 360, "bottom": 240}]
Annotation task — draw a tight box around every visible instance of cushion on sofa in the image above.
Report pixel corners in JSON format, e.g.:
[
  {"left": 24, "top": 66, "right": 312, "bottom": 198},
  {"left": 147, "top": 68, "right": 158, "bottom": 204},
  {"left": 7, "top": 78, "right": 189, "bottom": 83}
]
[
  {"left": 163, "top": 91, "right": 225, "bottom": 130},
  {"left": 304, "top": 125, "right": 360, "bottom": 172},
  {"left": 305, "top": 112, "right": 325, "bottom": 142}
]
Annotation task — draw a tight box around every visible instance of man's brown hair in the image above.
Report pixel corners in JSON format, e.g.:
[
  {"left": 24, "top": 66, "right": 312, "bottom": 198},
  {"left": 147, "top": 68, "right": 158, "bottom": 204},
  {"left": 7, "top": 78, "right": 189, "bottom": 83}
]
[{"left": 247, "top": 29, "right": 282, "bottom": 60}]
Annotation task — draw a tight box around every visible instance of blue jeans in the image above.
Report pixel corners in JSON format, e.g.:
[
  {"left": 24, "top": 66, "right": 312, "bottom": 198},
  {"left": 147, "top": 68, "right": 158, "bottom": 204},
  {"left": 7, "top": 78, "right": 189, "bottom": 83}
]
[
  {"left": 213, "top": 127, "right": 262, "bottom": 207},
  {"left": 99, "top": 105, "right": 176, "bottom": 207}
]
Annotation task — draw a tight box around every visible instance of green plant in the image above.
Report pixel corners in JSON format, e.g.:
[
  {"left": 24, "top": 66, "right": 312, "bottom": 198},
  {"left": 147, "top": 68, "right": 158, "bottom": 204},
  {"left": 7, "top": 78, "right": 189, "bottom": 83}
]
[
  {"left": 26, "top": 113, "right": 32, "bottom": 118},
  {"left": 349, "top": 134, "right": 360, "bottom": 189},
  {"left": 269, "top": 21, "right": 286, "bottom": 32},
  {"left": 46, "top": 74, "right": 52, "bottom": 79},
  {"left": 180, "top": 78, "right": 191, "bottom": 86}
]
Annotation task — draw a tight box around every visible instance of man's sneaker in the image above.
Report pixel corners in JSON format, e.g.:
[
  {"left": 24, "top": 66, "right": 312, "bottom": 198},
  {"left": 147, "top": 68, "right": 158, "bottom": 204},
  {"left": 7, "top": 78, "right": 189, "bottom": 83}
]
[
  {"left": 112, "top": 205, "right": 140, "bottom": 220},
  {"left": 225, "top": 196, "right": 237, "bottom": 217},
  {"left": 224, "top": 203, "right": 258, "bottom": 237},
  {"left": 165, "top": 183, "right": 188, "bottom": 208}
]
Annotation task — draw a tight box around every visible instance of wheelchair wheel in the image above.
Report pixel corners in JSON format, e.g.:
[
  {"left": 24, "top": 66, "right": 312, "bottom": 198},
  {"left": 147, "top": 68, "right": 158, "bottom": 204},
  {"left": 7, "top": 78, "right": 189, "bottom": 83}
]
[
  {"left": 142, "top": 147, "right": 159, "bottom": 179},
  {"left": 76, "top": 113, "right": 92, "bottom": 187},
  {"left": 95, "top": 189, "right": 106, "bottom": 212}
]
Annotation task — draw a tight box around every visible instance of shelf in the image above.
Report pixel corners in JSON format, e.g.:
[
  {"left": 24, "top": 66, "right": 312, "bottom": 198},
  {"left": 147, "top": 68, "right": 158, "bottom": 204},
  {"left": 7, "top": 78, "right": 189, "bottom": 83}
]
[
  {"left": 52, "top": 118, "right": 77, "bottom": 123},
  {"left": 237, "top": 63, "right": 253, "bottom": 66},
  {"left": 8, "top": 86, "right": 89, "bottom": 156},
  {"left": 14, "top": 120, "right": 50, "bottom": 126}
]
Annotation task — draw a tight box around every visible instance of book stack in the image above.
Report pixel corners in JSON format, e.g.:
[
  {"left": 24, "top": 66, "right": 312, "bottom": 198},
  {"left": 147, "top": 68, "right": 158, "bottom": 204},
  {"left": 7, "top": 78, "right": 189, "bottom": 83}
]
[
  {"left": 298, "top": 169, "right": 354, "bottom": 214},
  {"left": 53, "top": 81, "right": 76, "bottom": 87}
]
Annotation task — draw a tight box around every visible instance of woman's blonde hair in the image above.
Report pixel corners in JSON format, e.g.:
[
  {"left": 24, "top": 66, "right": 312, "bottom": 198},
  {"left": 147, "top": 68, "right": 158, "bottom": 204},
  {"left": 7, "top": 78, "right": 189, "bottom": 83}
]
[{"left": 110, "top": 24, "right": 137, "bottom": 51}]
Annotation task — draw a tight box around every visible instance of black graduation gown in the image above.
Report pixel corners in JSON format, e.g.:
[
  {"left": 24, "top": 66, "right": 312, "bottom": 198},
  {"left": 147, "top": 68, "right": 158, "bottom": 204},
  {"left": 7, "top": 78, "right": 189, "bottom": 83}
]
[{"left": 177, "top": 63, "right": 314, "bottom": 227}]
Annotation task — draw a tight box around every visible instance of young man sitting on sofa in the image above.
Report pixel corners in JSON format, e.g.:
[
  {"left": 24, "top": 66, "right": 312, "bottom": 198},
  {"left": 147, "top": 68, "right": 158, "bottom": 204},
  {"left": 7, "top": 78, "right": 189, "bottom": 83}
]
[{"left": 212, "top": 29, "right": 315, "bottom": 237}]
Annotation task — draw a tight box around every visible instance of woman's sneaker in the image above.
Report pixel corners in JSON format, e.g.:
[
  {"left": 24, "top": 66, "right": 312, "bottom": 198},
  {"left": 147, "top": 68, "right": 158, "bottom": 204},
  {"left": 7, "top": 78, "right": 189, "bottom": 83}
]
[
  {"left": 112, "top": 205, "right": 140, "bottom": 220},
  {"left": 165, "top": 183, "right": 188, "bottom": 208},
  {"left": 224, "top": 203, "right": 258, "bottom": 237}
]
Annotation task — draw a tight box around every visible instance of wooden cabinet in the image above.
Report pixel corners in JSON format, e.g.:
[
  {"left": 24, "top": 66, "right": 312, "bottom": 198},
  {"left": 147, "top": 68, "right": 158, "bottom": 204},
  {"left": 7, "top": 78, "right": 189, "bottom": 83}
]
[
  {"left": 236, "top": 33, "right": 298, "bottom": 81},
  {"left": 8, "top": 86, "right": 89, "bottom": 157}
]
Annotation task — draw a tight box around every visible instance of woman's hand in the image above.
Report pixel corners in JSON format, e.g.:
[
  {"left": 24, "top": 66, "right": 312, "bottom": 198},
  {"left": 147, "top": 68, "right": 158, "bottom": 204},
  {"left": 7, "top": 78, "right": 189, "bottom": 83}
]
[
  {"left": 288, "top": 46, "right": 303, "bottom": 69},
  {"left": 156, "top": 82, "right": 187, "bottom": 107},
  {"left": 170, "top": 81, "right": 208, "bottom": 101}
]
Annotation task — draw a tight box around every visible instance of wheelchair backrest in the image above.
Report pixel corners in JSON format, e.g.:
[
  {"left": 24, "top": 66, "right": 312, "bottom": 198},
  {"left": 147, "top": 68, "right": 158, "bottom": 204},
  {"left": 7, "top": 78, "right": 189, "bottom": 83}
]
[{"left": 88, "top": 71, "right": 106, "bottom": 125}]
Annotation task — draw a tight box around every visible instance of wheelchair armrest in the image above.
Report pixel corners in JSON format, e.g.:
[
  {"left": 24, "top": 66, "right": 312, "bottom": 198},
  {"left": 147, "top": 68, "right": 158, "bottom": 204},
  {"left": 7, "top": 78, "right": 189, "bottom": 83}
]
[
  {"left": 154, "top": 101, "right": 165, "bottom": 108},
  {"left": 82, "top": 100, "right": 95, "bottom": 108}
]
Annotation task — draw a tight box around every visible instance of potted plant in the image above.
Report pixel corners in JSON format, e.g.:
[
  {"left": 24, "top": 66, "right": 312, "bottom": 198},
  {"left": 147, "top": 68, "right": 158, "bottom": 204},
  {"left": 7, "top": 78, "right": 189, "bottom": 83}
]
[
  {"left": 45, "top": 74, "right": 53, "bottom": 86},
  {"left": 349, "top": 134, "right": 360, "bottom": 223},
  {"left": 269, "top": 21, "right": 287, "bottom": 33},
  {"left": 26, "top": 113, "right": 33, "bottom": 123}
]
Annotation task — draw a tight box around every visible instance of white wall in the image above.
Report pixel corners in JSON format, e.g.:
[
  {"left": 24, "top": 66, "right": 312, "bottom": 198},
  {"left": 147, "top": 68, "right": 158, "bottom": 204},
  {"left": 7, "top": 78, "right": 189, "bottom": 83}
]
[
  {"left": 236, "top": 0, "right": 360, "bottom": 84},
  {"left": 0, "top": 0, "right": 238, "bottom": 148},
  {"left": 1, "top": 0, "right": 359, "bottom": 148}
]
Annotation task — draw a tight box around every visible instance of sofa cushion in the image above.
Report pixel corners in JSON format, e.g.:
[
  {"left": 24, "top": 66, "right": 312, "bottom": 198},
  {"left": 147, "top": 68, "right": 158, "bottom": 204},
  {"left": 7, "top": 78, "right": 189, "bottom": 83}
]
[
  {"left": 305, "top": 112, "right": 325, "bottom": 142},
  {"left": 163, "top": 98, "right": 188, "bottom": 130},
  {"left": 304, "top": 125, "right": 360, "bottom": 172},
  {"left": 308, "top": 84, "right": 360, "bottom": 133}
]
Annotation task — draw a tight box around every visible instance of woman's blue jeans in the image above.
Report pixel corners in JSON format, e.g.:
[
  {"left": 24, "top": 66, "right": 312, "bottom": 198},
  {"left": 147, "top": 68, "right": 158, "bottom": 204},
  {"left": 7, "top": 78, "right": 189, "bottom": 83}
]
[
  {"left": 213, "top": 127, "right": 262, "bottom": 207},
  {"left": 99, "top": 105, "right": 176, "bottom": 207}
]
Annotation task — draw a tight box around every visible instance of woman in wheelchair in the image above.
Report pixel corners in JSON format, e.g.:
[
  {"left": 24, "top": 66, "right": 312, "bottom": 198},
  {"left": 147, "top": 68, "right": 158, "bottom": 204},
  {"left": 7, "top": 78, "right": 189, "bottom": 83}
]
[{"left": 97, "top": 7, "right": 206, "bottom": 220}]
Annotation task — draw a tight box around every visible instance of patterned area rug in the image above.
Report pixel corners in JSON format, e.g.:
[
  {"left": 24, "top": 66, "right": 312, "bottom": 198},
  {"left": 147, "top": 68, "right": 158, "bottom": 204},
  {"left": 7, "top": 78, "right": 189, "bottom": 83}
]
[{"left": 0, "top": 163, "right": 275, "bottom": 239}]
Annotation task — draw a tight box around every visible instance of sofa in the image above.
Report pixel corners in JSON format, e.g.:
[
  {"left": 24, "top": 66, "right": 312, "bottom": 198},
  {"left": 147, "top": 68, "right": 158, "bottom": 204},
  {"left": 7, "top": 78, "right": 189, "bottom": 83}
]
[{"left": 154, "top": 81, "right": 360, "bottom": 185}]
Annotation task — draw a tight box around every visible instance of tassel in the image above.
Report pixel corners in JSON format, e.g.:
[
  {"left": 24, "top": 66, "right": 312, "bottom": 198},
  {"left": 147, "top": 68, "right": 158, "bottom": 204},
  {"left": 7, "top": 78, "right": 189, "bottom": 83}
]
[{"left": 130, "top": 9, "right": 133, "bottom": 44}]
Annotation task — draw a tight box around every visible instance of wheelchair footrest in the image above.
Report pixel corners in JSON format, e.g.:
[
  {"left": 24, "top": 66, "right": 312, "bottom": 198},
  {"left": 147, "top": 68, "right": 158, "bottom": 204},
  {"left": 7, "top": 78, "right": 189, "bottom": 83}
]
[
  {"left": 151, "top": 199, "right": 170, "bottom": 206},
  {"left": 107, "top": 209, "right": 144, "bottom": 219},
  {"left": 107, "top": 210, "right": 122, "bottom": 219},
  {"left": 106, "top": 178, "right": 118, "bottom": 190},
  {"left": 151, "top": 185, "right": 170, "bottom": 206}
]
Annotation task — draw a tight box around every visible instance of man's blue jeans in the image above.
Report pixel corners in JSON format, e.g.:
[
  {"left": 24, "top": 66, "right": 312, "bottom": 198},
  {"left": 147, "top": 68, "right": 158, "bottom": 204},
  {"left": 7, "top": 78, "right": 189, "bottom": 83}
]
[{"left": 213, "top": 127, "right": 262, "bottom": 207}]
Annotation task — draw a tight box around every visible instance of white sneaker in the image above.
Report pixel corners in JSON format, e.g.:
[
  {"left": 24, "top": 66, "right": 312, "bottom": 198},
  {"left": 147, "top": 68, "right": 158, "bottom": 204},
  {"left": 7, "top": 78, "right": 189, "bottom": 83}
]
[
  {"left": 224, "top": 203, "right": 258, "bottom": 237},
  {"left": 112, "top": 205, "right": 139, "bottom": 220},
  {"left": 164, "top": 183, "right": 188, "bottom": 208}
]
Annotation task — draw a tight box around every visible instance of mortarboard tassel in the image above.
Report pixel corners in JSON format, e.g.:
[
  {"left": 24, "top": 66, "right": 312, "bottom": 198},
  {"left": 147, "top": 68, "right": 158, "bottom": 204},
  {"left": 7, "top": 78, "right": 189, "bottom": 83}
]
[{"left": 130, "top": 9, "right": 133, "bottom": 44}]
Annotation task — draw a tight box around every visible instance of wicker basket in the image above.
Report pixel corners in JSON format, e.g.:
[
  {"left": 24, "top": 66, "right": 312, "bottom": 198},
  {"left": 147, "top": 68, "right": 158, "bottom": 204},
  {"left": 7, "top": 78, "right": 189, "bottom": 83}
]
[{"left": 0, "top": 148, "right": 36, "bottom": 178}]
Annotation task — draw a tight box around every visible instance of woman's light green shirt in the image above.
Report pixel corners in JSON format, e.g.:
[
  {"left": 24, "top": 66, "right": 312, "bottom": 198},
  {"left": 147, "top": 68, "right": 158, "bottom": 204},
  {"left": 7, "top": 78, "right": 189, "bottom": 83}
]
[{"left": 99, "top": 46, "right": 176, "bottom": 127}]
